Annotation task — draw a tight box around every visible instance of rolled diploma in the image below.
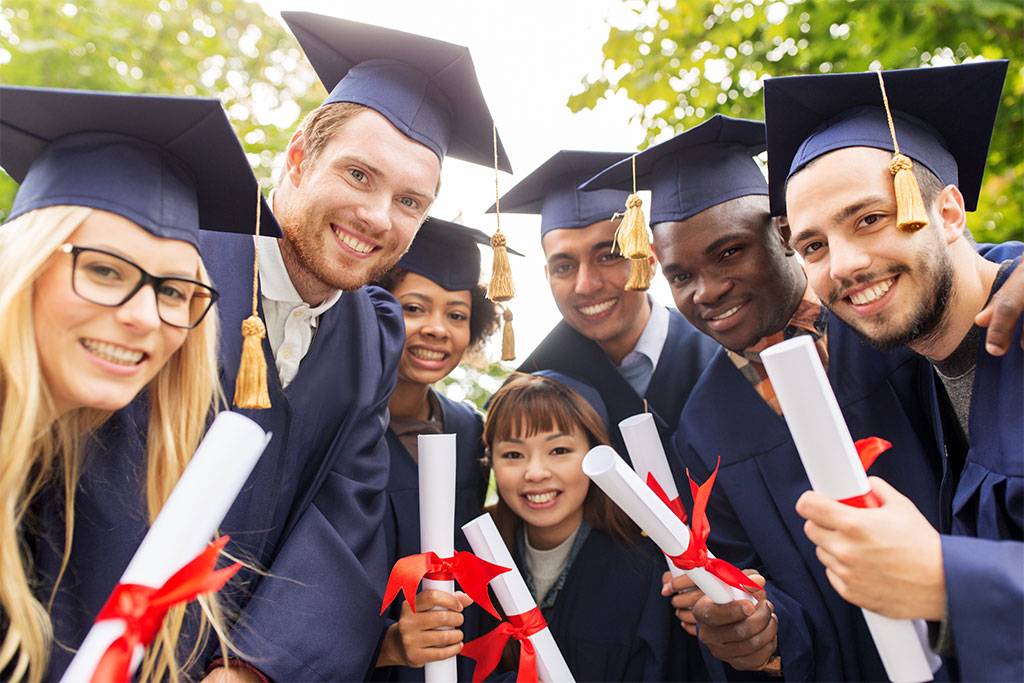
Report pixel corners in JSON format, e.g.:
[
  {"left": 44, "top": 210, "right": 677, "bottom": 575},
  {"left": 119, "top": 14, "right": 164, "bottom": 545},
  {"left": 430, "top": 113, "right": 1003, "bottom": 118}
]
[
  {"left": 418, "top": 433, "right": 458, "bottom": 683},
  {"left": 461, "top": 513, "right": 575, "bottom": 683},
  {"left": 61, "top": 411, "right": 272, "bottom": 683},
  {"left": 760, "top": 335, "right": 940, "bottom": 682},
  {"left": 582, "top": 445, "right": 754, "bottom": 604},
  {"left": 619, "top": 413, "right": 686, "bottom": 579}
]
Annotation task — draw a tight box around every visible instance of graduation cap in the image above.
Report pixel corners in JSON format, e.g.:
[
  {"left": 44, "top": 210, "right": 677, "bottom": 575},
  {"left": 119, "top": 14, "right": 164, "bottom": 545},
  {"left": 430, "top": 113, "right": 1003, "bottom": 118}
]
[
  {"left": 282, "top": 11, "right": 510, "bottom": 171},
  {"left": 490, "top": 150, "right": 631, "bottom": 237},
  {"left": 1, "top": 85, "right": 280, "bottom": 245},
  {"left": 531, "top": 370, "right": 610, "bottom": 433},
  {"left": 0, "top": 85, "right": 279, "bottom": 409},
  {"left": 579, "top": 115, "right": 768, "bottom": 224},
  {"left": 764, "top": 60, "right": 1008, "bottom": 221},
  {"left": 398, "top": 216, "right": 523, "bottom": 292}
]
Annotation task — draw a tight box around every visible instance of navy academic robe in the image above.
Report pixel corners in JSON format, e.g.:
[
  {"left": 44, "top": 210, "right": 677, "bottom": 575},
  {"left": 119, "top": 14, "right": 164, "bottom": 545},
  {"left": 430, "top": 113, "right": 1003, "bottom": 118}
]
[
  {"left": 32, "top": 231, "right": 405, "bottom": 681},
  {"left": 676, "top": 314, "right": 948, "bottom": 682},
  {"left": 378, "top": 390, "right": 487, "bottom": 682},
  {"left": 927, "top": 255, "right": 1023, "bottom": 682},
  {"left": 512, "top": 529, "right": 709, "bottom": 682},
  {"left": 519, "top": 305, "right": 717, "bottom": 461}
]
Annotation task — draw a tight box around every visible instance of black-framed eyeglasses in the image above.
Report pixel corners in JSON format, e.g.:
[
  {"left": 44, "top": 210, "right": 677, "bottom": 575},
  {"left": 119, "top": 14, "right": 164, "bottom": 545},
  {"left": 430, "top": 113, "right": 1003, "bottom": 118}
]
[{"left": 60, "top": 243, "right": 219, "bottom": 329}]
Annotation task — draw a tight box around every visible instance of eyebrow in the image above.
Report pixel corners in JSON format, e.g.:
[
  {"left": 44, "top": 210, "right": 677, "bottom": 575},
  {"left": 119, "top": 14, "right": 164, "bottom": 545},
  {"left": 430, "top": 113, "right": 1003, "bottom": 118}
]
[
  {"left": 546, "top": 432, "right": 571, "bottom": 441},
  {"left": 703, "top": 232, "right": 748, "bottom": 256},
  {"left": 89, "top": 244, "right": 197, "bottom": 279},
  {"left": 790, "top": 195, "right": 891, "bottom": 246},
  {"left": 334, "top": 154, "right": 435, "bottom": 202}
]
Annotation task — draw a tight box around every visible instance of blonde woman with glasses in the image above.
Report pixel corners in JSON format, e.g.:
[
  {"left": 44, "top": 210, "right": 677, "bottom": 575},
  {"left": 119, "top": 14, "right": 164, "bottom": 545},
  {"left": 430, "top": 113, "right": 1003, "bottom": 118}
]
[{"left": 0, "top": 86, "right": 278, "bottom": 682}]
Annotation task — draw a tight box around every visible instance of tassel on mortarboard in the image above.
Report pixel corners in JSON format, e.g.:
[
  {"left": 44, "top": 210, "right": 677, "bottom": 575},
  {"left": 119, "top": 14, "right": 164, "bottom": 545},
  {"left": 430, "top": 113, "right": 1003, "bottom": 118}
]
[
  {"left": 876, "top": 70, "right": 929, "bottom": 233},
  {"left": 615, "top": 154, "right": 653, "bottom": 291},
  {"left": 233, "top": 185, "right": 271, "bottom": 409},
  {"left": 488, "top": 123, "right": 516, "bottom": 359}
]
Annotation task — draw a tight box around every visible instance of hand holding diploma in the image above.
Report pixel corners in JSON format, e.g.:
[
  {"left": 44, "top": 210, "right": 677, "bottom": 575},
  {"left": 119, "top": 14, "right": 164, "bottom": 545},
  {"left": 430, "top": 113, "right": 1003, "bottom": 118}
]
[
  {"left": 761, "top": 335, "right": 942, "bottom": 682},
  {"left": 582, "top": 446, "right": 757, "bottom": 604}
]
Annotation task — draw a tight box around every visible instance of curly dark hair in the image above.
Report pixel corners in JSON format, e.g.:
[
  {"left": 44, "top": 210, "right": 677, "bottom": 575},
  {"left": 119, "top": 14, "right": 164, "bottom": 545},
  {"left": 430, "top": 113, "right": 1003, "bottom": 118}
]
[{"left": 371, "top": 266, "right": 501, "bottom": 352}]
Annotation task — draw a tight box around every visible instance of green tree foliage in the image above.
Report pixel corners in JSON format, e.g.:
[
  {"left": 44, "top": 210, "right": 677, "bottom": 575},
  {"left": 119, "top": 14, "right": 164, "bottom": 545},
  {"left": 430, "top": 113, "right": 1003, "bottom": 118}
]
[
  {"left": 569, "top": 0, "right": 1023, "bottom": 242},
  {"left": 0, "top": 0, "right": 325, "bottom": 220}
]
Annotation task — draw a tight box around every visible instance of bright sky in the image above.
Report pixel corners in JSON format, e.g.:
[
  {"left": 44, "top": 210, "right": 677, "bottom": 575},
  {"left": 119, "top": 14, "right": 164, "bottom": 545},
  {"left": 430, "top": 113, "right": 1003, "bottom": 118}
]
[{"left": 259, "top": 0, "right": 680, "bottom": 361}]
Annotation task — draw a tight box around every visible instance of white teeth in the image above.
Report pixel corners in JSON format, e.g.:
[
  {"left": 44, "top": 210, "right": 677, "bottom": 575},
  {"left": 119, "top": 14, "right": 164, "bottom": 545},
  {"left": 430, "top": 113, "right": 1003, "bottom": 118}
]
[
  {"left": 334, "top": 227, "right": 374, "bottom": 254},
  {"left": 711, "top": 304, "right": 741, "bottom": 321},
  {"left": 525, "top": 491, "right": 558, "bottom": 503},
  {"left": 578, "top": 299, "right": 616, "bottom": 316},
  {"left": 849, "top": 277, "right": 895, "bottom": 305},
  {"left": 410, "top": 348, "right": 445, "bottom": 361},
  {"left": 81, "top": 339, "right": 144, "bottom": 365}
]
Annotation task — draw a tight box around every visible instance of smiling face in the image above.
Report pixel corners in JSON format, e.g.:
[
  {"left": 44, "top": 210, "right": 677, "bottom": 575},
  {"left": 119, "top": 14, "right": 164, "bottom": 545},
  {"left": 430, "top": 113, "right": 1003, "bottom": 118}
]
[
  {"left": 492, "top": 426, "right": 592, "bottom": 550},
  {"left": 786, "top": 146, "right": 955, "bottom": 351},
  {"left": 32, "top": 210, "right": 195, "bottom": 415},
  {"left": 276, "top": 108, "right": 441, "bottom": 299},
  {"left": 390, "top": 271, "right": 472, "bottom": 386},
  {"left": 542, "top": 219, "right": 652, "bottom": 363},
  {"left": 653, "top": 195, "right": 805, "bottom": 353}
]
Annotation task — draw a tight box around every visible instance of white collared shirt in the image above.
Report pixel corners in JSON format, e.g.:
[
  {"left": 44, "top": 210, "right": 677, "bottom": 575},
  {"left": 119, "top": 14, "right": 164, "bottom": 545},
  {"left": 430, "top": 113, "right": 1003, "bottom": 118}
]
[
  {"left": 615, "top": 300, "right": 670, "bottom": 396},
  {"left": 256, "top": 234, "right": 342, "bottom": 388}
]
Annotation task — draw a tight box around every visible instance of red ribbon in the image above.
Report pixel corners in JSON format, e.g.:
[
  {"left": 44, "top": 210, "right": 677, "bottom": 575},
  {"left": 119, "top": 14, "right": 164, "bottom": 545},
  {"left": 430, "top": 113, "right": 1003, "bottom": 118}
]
[
  {"left": 380, "top": 551, "right": 510, "bottom": 619},
  {"left": 645, "top": 472, "right": 688, "bottom": 525},
  {"left": 854, "top": 436, "right": 892, "bottom": 472},
  {"left": 461, "top": 606, "right": 547, "bottom": 683},
  {"left": 837, "top": 438, "right": 892, "bottom": 508},
  {"left": 667, "top": 459, "right": 760, "bottom": 595},
  {"left": 90, "top": 535, "right": 241, "bottom": 683}
]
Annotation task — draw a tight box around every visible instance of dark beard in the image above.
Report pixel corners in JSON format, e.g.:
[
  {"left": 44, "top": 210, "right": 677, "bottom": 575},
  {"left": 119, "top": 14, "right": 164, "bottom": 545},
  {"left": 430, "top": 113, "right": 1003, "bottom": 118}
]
[{"left": 831, "top": 257, "right": 955, "bottom": 352}]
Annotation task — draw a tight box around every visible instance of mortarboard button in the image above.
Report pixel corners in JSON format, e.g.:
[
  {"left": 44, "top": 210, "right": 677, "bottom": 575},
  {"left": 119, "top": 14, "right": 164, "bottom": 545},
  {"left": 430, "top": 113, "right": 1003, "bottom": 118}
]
[{"left": 282, "top": 11, "right": 510, "bottom": 172}]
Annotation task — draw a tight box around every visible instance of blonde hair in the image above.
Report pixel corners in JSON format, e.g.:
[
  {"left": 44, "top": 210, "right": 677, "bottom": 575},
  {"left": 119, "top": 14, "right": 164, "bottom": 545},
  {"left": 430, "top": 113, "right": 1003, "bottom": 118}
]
[{"left": 0, "top": 205, "right": 226, "bottom": 682}]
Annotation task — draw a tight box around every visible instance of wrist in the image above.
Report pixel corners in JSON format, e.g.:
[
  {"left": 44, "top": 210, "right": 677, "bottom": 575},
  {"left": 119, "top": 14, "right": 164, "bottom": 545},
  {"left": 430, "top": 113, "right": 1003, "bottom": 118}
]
[{"left": 375, "top": 623, "right": 401, "bottom": 668}]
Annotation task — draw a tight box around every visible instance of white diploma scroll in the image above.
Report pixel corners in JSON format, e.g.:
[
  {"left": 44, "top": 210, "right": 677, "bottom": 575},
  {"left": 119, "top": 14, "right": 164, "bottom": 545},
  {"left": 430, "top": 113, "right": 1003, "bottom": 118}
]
[
  {"left": 760, "top": 335, "right": 941, "bottom": 683},
  {"left": 418, "top": 433, "right": 458, "bottom": 683},
  {"left": 619, "top": 413, "right": 686, "bottom": 579},
  {"left": 582, "top": 445, "right": 754, "bottom": 605},
  {"left": 61, "top": 411, "right": 272, "bottom": 683},
  {"left": 462, "top": 513, "right": 575, "bottom": 683}
]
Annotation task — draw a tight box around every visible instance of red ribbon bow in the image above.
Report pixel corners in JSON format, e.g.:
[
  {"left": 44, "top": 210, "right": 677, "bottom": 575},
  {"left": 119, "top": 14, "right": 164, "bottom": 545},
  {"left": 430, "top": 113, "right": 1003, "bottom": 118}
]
[
  {"left": 645, "top": 472, "right": 688, "bottom": 525},
  {"left": 380, "top": 551, "right": 510, "bottom": 619},
  {"left": 461, "top": 606, "right": 547, "bottom": 683},
  {"left": 667, "top": 459, "right": 760, "bottom": 594},
  {"left": 837, "top": 437, "right": 892, "bottom": 508},
  {"left": 90, "top": 535, "right": 241, "bottom": 683}
]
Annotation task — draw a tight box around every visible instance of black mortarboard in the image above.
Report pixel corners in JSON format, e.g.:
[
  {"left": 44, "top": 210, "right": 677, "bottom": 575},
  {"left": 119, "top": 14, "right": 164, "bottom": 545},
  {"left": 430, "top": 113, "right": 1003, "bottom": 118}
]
[
  {"left": 490, "top": 150, "right": 631, "bottom": 238},
  {"left": 398, "top": 216, "right": 522, "bottom": 292},
  {"left": 1, "top": 86, "right": 280, "bottom": 247},
  {"left": 282, "top": 11, "right": 510, "bottom": 172},
  {"left": 764, "top": 60, "right": 1008, "bottom": 215},
  {"left": 580, "top": 115, "right": 768, "bottom": 224}
]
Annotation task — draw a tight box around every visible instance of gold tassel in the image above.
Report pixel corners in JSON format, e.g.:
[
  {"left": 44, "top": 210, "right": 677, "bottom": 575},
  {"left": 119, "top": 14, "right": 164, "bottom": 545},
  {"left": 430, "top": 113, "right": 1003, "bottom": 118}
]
[
  {"left": 614, "top": 193, "right": 652, "bottom": 260},
  {"left": 624, "top": 257, "right": 652, "bottom": 291},
  {"left": 234, "top": 315, "right": 271, "bottom": 408},
  {"left": 890, "top": 154, "right": 929, "bottom": 233},
  {"left": 233, "top": 184, "right": 271, "bottom": 409},
  {"left": 501, "top": 307, "right": 515, "bottom": 361},
  {"left": 487, "top": 229, "right": 515, "bottom": 302},
  {"left": 876, "top": 71, "right": 929, "bottom": 233}
]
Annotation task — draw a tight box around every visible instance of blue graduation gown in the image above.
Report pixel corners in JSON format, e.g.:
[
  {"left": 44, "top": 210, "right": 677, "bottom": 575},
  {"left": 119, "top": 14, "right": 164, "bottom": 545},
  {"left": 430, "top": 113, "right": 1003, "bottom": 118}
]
[
  {"left": 676, "top": 314, "right": 947, "bottom": 682},
  {"left": 519, "top": 305, "right": 717, "bottom": 460},
  {"left": 33, "top": 231, "right": 405, "bottom": 681},
  {"left": 525, "top": 529, "right": 708, "bottom": 682},
  {"left": 378, "top": 390, "right": 487, "bottom": 682},
  {"left": 928, "top": 255, "right": 1023, "bottom": 682}
]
